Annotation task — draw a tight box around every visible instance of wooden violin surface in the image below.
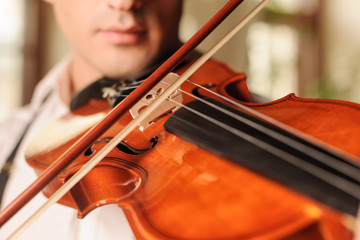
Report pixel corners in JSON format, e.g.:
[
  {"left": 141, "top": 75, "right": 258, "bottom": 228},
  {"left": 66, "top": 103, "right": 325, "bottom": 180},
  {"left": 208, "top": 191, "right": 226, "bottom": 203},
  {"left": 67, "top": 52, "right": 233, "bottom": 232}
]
[{"left": 25, "top": 60, "right": 355, "bottom": 239}]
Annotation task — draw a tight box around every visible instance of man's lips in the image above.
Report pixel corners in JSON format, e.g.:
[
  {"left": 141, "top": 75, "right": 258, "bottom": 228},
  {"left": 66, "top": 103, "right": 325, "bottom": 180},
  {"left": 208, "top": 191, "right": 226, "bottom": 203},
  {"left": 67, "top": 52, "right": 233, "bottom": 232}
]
[{"left": 99, "top": 26, "right": 147, "bottom": 45}]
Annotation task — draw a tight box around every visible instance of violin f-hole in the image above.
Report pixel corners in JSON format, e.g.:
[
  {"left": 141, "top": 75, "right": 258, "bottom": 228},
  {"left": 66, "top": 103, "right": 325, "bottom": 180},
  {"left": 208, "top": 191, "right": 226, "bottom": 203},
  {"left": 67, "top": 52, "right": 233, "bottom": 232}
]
[{"left": 84, "top": 137, "right": 159, "bottom": 156}]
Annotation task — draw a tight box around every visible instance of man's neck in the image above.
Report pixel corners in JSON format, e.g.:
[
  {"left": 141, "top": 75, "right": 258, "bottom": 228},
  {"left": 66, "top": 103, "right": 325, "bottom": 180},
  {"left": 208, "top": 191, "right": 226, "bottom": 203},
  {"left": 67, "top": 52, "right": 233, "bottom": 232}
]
[
  {"left": 58, "top": 55, "right": 102, "bottom": 106},
  {"left": 70, "top": 55, "right": 103, "bottom": 95}
]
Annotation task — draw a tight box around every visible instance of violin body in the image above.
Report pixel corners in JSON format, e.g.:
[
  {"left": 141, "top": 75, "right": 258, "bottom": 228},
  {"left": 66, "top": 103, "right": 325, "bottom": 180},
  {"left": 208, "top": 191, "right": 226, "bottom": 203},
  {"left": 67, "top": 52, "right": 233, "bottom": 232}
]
[{"left": 25, "top": 59, "right": 356, "bottom": 239}]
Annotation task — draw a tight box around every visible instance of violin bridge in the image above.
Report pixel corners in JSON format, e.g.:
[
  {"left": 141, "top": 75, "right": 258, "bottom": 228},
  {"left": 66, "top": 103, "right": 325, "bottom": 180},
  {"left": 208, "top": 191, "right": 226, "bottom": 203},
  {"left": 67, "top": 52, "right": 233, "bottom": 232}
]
[{"left": 129, "top": 72, "right": 183, "bottom": 132}]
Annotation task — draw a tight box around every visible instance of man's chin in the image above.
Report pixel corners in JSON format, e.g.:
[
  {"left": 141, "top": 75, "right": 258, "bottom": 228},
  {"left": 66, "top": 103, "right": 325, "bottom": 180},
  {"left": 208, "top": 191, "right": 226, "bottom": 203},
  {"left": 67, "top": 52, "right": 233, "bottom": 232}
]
[
  {"left": 99, "top": 56, "right": 156, "bottom": 78},
  {"left": 99, "top": 63, "right": 150, "bottom": 79}
]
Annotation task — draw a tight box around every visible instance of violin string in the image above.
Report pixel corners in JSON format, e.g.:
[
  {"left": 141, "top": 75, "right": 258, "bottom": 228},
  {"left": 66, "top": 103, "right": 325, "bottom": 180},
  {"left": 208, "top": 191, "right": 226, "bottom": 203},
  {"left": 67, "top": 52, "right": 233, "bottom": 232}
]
[
  {"left": 156, "top": 78, "right": 360, "bottom": 182},
  {"left": 148, "top": 77, "right": 360, "bottom": 192},
  {"left": 186, "top": 77, "right": 360, "bottom": 167},
  {"left": 120, "top": 81, "right": 145, "bottom": 90},
  {"left": 148, "top": 86, "right": 360, "bottom": 200}
]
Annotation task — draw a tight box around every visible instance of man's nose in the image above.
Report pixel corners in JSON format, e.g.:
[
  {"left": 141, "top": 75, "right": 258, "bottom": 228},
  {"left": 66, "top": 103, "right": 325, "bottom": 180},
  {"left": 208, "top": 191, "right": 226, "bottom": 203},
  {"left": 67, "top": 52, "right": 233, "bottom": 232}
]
[{"left": 106, "top": 0, "right": 143, "bottom": 11}]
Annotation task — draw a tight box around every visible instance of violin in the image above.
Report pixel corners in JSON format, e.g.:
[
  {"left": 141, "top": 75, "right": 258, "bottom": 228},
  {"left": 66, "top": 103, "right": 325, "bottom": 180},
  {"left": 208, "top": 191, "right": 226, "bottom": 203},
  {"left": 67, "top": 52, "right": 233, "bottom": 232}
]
[
  {"left": 25, "top": 58, "right": 359, "bottom": 239},
  {"left": 1, "top": 0, "right": 359, "bottom": 239}
]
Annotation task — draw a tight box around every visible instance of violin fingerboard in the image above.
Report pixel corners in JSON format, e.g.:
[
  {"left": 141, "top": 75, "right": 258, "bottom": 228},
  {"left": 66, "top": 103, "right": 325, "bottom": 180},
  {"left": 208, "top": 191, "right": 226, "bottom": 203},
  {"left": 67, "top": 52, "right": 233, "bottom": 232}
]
[{"left": 164, "top": 98, "right": 360, "bottom": 216}]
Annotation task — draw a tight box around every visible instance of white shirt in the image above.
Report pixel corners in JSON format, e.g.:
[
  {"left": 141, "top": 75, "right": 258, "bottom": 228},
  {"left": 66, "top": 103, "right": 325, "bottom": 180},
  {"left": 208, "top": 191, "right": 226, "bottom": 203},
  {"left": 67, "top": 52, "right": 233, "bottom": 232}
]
[{"left": 0, "top": 59, "right": 135, "bottom": 240}]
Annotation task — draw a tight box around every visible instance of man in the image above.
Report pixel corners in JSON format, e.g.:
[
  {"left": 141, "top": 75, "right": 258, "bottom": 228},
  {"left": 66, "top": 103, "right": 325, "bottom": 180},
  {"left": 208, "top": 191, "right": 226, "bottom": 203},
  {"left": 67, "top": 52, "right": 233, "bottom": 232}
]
[
  {"left": 1, "top": 0, "right": 359, "bottom": 239},
  {"left": 0, "top": 0, "right": 252, "bottom": 239}
]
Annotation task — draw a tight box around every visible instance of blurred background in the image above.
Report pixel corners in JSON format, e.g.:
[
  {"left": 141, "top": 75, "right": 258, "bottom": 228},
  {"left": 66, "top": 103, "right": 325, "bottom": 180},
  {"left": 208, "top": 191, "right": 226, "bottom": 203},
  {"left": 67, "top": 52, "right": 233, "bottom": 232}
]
[{"left": 1, "top": 0, "right": 360, "bottom": 121}]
